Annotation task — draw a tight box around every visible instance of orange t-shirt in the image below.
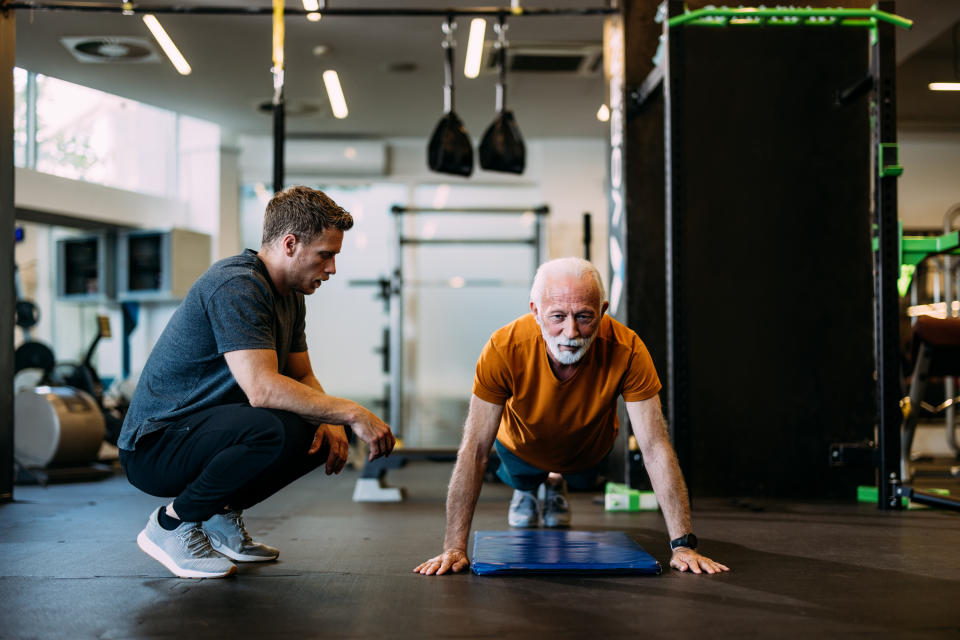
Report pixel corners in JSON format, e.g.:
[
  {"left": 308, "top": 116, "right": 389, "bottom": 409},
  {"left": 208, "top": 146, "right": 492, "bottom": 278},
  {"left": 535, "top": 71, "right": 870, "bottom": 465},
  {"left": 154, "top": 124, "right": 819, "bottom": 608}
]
[{"left": 472, "top": 313, "right": 662, "bottom": 472}]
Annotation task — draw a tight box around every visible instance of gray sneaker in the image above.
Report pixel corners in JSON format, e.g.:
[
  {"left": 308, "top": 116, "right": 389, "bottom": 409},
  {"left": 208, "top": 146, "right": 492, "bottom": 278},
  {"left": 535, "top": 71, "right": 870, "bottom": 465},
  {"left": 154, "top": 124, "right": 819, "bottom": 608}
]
[
  {"left": 203, "top": 510, "right": 279, "bottom": 562},
  {"left": 541, "top": 481, "right": 571, "bottom": 528},
  {"left": 137, "top": 507, "right": 237, "bottom": 579},
  {"left": 508, "top": 489, "right": 540, "bottom": 528}
]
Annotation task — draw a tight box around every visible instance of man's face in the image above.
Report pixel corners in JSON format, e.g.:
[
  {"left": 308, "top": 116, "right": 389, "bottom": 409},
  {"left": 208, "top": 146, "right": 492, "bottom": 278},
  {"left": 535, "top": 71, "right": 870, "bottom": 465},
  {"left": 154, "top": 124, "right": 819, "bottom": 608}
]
[
  {"left": 531, "top": 274, "right": 608, "bottom": 366},
  {"left": 287, "top": 229, "right": 344, "bottom": 295}
]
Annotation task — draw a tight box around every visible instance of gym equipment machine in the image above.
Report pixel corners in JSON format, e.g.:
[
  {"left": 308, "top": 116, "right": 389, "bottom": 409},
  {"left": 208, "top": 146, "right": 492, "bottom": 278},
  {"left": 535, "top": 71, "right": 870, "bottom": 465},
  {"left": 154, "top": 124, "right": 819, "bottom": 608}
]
[
  {"left": 625, "top": 3, "right": 916, "bottom": 501},
  {"left": 352, "top": 204, "right": 548, "bottom": 501},
  {"left": 12, "top": 260, "right": 109, "bottom": 485}
]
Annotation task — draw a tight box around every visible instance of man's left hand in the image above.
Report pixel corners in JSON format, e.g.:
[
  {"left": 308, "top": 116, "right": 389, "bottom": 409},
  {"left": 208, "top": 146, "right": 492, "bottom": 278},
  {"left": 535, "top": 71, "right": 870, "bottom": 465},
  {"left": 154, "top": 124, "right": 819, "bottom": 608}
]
[
  {"left": 308, "top": 424, "right": 349, "bottom": 475},
  {"left": 670, "top": 548, "right": 729, "bottom": 574}
]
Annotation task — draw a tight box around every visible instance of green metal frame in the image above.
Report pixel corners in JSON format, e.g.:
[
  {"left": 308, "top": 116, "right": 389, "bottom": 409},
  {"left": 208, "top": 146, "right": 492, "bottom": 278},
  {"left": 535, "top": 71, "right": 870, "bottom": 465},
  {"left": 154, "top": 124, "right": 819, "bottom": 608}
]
[
  {"left": 872, "top": 225, "right": 960, "bottom": 296},
  {"left": 667, "top": 6, "right": 913, "bottom": 31},
  {"left": 879, "top": 143, "right": 903, "bottom": 178}
]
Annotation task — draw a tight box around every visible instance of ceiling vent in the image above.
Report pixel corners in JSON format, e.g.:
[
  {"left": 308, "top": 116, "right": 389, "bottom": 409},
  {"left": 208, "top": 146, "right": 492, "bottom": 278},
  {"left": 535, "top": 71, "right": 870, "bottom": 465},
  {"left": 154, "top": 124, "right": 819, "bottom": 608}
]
[
  {"left": 256, "top": 99, "right": 326, "bottom": 119},
  {"left": 483, "top": 41, "right": 603, "bottom": 76},
  {"left": 60, "top": 37, "right": 161, "bottom": 64}
]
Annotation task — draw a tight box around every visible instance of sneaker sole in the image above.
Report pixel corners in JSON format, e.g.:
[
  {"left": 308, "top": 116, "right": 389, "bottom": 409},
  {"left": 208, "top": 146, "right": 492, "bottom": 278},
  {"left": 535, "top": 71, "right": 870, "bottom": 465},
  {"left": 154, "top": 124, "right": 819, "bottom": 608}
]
[
  {"left": 209, "top": 539, "right": 279, "bottom": 563},
  {"left": 137, "top": 530, "right": 237, "bottom": 579},
  {"left": 508, "top": 517, "right": 540, "bottom": 528}
]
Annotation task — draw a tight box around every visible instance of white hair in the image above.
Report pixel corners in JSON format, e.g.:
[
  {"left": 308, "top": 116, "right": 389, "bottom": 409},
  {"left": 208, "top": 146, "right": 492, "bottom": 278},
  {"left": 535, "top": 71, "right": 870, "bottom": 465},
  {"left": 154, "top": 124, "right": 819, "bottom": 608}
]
[{"left": 529, "top": 257, "right": 606, "bottom": 307}]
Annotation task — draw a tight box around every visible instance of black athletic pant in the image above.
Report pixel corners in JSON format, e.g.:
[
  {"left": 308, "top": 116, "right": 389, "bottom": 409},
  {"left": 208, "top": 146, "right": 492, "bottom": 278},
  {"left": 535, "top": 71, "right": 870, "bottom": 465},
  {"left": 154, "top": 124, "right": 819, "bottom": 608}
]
[{"left": 120, "top": 403, "right": 329, "bottom": 523}]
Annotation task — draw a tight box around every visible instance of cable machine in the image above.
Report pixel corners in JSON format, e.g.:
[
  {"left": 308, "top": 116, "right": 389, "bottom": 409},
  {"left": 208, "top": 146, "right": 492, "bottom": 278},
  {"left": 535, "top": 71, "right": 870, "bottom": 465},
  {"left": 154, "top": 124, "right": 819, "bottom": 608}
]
[
  {"left": 350, "top": 204, "right": 548, "bottom": 501},
  {"left": 388, "top": 204, "right": 548, "bottom": 436}
]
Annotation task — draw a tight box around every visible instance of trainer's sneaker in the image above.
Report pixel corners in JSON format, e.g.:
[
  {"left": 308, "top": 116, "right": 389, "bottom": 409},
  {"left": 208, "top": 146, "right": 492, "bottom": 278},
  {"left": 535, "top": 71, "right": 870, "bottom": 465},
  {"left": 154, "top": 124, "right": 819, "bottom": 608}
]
[
  {"left": 541, "top": 480, "right": 571, "bottom": 528},
  {"left": 203, "top": 510, "right": 279, "bottom": 562},
  {"left": 137, "top": 507, "right": 237, "bottom": 579},
  {"left": 508, "top": 489, "right": 540, "bottom": 528}
]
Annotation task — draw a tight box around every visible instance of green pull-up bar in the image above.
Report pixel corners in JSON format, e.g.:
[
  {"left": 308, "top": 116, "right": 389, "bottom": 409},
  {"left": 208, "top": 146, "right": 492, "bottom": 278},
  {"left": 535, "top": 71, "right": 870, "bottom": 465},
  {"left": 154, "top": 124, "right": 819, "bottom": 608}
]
[{"left": 668, "top": 6, "right": 913, "bottom": 30}]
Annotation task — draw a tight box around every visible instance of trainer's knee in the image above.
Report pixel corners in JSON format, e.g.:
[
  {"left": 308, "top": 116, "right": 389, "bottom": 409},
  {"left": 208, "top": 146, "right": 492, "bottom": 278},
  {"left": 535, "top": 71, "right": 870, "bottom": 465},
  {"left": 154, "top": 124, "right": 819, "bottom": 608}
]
[{"left": 248, "top": 408, "right": 313, "bottom": 457}]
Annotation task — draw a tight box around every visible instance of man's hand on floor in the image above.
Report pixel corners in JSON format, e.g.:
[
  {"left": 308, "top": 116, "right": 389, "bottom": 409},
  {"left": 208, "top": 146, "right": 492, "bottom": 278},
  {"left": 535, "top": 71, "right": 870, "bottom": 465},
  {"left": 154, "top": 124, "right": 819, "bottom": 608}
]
[
  {"left": 670, "top": 548, "right": 730, "bottom": 574},
  {"left": 413, "top": 549, "right": 469, "bottom": 576}
]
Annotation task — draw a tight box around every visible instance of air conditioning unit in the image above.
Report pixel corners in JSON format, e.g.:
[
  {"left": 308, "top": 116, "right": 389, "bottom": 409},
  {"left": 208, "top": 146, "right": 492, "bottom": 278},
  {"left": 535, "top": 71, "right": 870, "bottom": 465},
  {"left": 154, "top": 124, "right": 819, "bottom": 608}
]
[
  {"left": 483, "top": 41, "right": 603, "bottom": 76},
  {"left": 238, "top": 136, "right": 388, "bottom": 179}
]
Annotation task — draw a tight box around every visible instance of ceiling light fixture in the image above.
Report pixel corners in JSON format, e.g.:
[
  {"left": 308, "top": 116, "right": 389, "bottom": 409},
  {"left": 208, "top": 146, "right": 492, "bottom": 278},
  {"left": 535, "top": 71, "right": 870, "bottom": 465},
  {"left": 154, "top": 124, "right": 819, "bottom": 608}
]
[
  {"left": 323, "top": 70, "right": 349, "bottom": 119},
  {"left": 142, "top": 15, "right": 191, "bottom": 75},
  {"left": 464, "top": 18, "right": 486, "bottom": 79},
  {"left": 597, "top": 104, "right": 610, "bottom": 122},
  {"left": 303, "top": 0, "right": 321, "bottom": 21},
  {"left": 928, "top": 82, "right": 960, "bottom": 91}
]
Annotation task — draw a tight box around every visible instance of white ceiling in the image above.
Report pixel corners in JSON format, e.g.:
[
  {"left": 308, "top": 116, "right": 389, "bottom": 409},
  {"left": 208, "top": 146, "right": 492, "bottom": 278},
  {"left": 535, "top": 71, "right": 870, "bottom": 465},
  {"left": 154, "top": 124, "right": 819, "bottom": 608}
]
[
  {"left": 14, "top": 0, "right": 611, "bottom": 140},
  {"left": 12, "top": 0, "right": 960, "bottom": 141}
]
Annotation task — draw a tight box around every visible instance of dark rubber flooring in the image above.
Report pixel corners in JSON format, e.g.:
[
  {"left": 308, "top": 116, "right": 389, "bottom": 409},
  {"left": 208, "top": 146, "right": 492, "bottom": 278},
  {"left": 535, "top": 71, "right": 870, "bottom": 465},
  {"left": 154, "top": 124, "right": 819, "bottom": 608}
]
[{"left": 1, "top": 460, "right": 959, "bottom": 639}]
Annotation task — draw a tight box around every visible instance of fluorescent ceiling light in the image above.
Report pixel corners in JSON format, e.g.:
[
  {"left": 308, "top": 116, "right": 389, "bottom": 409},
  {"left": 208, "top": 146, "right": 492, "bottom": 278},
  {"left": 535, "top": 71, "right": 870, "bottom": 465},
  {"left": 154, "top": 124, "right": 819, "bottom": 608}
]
[
  {"left": 323, "top": 70, "right": 349, "bottom": 119},
  {"left": 302, "top": 0, "right": 320, "bottom": 10},
  {"left": 142, "top": 14, "right": 191, "bottom": 75},
  {"left": 928, "top": 82, "right": 960, "bottom": 91},
  {"left": 307, "top": 12, "right": 322, "bottom": 22},
  {"left": 597, "top": 104, "right": 610, "bottom": 122},
  {"left": 464, "top": 18, "right": 486, "bottom": 79}
]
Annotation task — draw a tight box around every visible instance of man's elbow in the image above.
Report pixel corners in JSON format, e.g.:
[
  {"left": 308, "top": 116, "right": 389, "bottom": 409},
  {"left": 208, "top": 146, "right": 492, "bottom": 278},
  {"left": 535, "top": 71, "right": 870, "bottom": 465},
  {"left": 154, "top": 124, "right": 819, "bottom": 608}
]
[
  {"left": 458, "top": 441, "right": 490, "bottom": 469},
  {"left": 244, "top": 384, "right": 270, "bottom": 408}
]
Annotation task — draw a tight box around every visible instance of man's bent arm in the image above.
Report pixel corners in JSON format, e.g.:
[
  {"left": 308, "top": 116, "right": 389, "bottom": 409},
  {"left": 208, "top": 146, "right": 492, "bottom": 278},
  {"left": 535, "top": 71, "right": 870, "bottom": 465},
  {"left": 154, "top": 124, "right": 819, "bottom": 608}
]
[
  {"left": 224, "top": 348, "right": 394, "bottom": 460},
  {"left": 285, "top": 350, "right": 349, "bottom": 473},
  {"left": 414, "top": 394, "right": 503, "bottom": 575},
  {"left": 285, "top": 350, "right": 327, "bottom": 394},
  {"left": 626, "top": 396, "right": 729, "bottom": 574}
]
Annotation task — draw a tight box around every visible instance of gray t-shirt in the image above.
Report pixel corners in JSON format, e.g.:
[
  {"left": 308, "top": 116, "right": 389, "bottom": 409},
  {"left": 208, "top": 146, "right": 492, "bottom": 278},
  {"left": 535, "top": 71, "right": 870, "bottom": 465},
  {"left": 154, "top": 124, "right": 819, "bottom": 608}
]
[{"left": 118, "top": 250, "right": 307, "bottom": 450}]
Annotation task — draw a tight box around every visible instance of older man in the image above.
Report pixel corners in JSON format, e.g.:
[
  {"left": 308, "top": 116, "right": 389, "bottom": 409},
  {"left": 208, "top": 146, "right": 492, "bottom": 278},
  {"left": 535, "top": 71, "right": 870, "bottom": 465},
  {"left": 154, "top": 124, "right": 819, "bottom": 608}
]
[
  {"left": 119, "top": 186, "right": 395, "bottom": 579},
  {"left": 415, "top": 257, "right": 727, "bottom": 576}
]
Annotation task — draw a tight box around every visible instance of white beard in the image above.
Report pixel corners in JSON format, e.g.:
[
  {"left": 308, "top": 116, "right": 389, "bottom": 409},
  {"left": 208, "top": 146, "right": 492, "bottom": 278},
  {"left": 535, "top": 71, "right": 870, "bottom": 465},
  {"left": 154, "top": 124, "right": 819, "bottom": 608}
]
[{"left": 537, "top": 319, "right": 596, "bottom": 365}]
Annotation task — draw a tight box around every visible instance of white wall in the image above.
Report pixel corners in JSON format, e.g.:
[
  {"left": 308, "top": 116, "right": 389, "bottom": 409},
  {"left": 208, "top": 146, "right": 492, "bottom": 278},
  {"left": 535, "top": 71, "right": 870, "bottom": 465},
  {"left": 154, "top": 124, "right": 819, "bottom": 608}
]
[
  {"left": 13, "top": 136, "right": 227, "bottom": 387},
  {"left": 898, "top": 129, "right": 960, "bottom": 230},
  {"left": 236, "top": 136, "right": 608, "bottom": 411}
]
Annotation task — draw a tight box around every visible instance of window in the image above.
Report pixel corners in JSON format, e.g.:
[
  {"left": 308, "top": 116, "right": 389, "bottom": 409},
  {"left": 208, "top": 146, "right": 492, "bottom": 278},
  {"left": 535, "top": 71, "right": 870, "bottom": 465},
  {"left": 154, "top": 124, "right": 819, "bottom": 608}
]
[
  {"left": 13, "top": 67, "right": 27, "bottom": 167},
  {"left": 34, "top": 73, "right": 177, "bottom": 196}
]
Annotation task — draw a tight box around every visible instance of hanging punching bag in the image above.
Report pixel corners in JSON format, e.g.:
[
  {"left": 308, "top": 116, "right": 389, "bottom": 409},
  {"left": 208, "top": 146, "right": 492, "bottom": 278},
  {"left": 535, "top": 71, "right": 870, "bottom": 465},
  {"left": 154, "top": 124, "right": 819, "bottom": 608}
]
[
  {"left": 428, "top": 18, "right": 474, "bottom": 177},
  {"left": 479, "top": 16, "right": 525, "bottom": 174}
]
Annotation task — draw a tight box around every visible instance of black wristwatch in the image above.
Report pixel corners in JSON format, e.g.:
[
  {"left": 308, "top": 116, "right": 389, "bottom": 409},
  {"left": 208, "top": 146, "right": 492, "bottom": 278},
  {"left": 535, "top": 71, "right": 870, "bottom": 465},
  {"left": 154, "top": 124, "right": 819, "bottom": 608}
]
[{"left": 670, "top": 533, "right": 698, "bottom": 551}]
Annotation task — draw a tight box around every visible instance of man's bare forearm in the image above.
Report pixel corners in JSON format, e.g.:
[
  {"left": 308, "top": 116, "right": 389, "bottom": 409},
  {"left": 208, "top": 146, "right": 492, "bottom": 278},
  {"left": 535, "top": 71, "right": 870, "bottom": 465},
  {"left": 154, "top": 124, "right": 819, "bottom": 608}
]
[
  {"left": 252, "top": 370, "right": 364, "bottom": 426},
  {"left": 442, "top": 447, "right": 488, "bottom": 551},
  {"left": 643, "top": 439, "right": 692, "bottom": 540},
  {"left": 440, "top": 395, "right": 503, "bottom": 552},
  {"left": 627, "top": 398, "right": 693, "bottom": 540}
]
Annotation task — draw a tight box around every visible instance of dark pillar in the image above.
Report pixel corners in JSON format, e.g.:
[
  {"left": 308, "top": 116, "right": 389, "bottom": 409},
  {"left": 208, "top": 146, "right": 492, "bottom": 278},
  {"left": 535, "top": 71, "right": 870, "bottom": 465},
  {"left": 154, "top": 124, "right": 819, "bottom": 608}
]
[
  {"left": 1, "top": 9, "right": 16, "bottom": 502},
  {"left": 873, "top": 1, "right": 902, "bottom": 509},
  {"left": 619, "top": 0, "right": 878, "bottom": 498}
]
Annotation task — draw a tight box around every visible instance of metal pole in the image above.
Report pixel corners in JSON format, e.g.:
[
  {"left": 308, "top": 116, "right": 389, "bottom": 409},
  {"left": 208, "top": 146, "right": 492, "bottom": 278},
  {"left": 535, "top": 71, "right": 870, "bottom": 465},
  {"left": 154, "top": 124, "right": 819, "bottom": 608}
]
[
  {"left": 873, "top": 1, "right": 903, "bottom": 510},
  {"left": 943, "top": 204, "right": 960, "bottom": 453},
  {"left": 389, "top": 211, "right": 403, "bottom": 437},
  {"left": 1, "top": 8, "right": 16, "bottom": 502},
  {"left": 272, "top": 98, "right": 285, "bottom": 194},
  {"left": 664, "top": 0, "right": 690, "bottom": 467},
  {"left": 583, "top": 212, "right": 592, "bottom": 261}
]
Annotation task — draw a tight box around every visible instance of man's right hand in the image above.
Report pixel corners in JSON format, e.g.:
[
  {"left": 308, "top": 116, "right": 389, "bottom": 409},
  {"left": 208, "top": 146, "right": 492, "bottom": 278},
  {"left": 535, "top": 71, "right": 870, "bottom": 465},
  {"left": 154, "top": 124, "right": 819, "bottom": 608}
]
[
  {"left": 350, "top": 409, "right": 396, "bottom": 461},
  {"left": 413, "top": 549, "right": 469, "bottom": 576}
]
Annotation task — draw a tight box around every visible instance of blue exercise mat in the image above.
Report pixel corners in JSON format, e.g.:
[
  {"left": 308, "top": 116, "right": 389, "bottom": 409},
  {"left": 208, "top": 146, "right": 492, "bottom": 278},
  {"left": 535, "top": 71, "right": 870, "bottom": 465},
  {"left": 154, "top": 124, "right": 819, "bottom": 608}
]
[{"left": 471, "top": 530, "right": 661, "bottom": 576}]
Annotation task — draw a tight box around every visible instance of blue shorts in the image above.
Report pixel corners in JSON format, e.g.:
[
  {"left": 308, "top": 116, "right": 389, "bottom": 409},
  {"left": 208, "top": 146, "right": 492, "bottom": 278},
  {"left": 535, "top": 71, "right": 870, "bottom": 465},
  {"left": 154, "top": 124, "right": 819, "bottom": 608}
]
[{"left": 493, "top": 440, "right": 608, "bottom": 492}]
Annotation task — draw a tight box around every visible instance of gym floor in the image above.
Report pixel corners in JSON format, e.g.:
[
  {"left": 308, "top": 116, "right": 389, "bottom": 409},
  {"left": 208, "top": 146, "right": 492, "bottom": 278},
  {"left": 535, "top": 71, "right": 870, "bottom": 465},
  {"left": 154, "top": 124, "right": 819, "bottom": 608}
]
[{"left": 1, "top": 460, "right": 958, "bottom": 639}]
